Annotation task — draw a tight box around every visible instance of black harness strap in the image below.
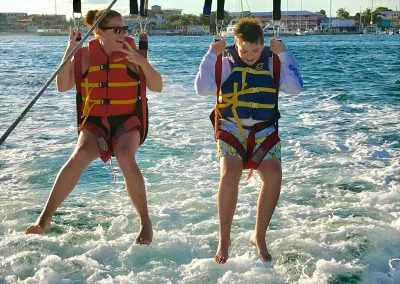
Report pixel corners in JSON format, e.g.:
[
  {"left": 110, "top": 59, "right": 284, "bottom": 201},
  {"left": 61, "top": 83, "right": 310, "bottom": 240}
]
[
  {"left": 273, "top": 0, "right": 282, "bottom": 21},
  {"left": 203, "top": 0, "right": 213, "bottom": 16},
  {"left": 216, "top": 0, "right": 225, "bottom": 20},
  {"left": 73, "top": 0, "right": 81, "bottom": 14},
  {"left": 139, "top": 0, "right": 148, "bottom": 17},
  {"left": 130, "top": 0, "right": 138, "bottom": 15}
]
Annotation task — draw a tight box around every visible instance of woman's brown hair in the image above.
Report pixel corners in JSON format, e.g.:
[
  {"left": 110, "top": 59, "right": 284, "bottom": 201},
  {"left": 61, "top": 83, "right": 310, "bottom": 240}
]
[{"left": 83, "top": 9, "right": 122, "bottom": 30}]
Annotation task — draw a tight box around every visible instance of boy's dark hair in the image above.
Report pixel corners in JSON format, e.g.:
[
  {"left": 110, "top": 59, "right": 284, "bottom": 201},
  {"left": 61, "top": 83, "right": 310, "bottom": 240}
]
[{"left": 234, "top": 17, "right": 264, "bottom": 44}]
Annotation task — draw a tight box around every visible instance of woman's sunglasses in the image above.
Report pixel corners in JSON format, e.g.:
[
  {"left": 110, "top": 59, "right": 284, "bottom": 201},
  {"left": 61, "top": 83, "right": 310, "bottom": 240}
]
[{"left": 102, "top": 25, "right": 129, "bottom": 34}]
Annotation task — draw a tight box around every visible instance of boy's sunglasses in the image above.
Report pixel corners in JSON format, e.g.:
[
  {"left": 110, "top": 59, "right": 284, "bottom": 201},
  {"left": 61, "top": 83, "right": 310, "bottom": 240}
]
[{"left": 102, "top": 25, "right": 129, "bottom": 34}]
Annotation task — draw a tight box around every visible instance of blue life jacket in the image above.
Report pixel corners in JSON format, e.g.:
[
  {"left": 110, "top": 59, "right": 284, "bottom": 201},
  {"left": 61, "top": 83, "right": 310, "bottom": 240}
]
[{"left": 219, "top": 45, "right": 280, "bottom": 122}]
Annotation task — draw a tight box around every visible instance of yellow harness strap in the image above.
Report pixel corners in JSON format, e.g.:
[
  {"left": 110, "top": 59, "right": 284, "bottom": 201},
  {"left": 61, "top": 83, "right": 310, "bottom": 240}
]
[{"left": 88, "top": 64, "right": 127, "bottom": 73}]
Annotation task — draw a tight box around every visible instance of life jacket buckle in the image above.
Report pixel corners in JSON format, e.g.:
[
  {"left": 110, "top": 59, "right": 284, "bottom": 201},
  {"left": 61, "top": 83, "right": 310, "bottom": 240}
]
[
  {"left": 101, "top": 99, "right": 111, "bottom": 104},
  {"left": 99, "top": 82, "right": 108, "bottom": 87},
  {"left": 100, "top": 64, "right": 109, "bottom": 70},
  {"left": 249, "top": 102, "right": 257, "bottom": 108}
]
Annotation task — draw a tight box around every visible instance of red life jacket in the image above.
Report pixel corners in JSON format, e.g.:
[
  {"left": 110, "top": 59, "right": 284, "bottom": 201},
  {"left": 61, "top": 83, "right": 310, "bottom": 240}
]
[{"left": 74, "top": 36, "right": 139, "bottom": 129}]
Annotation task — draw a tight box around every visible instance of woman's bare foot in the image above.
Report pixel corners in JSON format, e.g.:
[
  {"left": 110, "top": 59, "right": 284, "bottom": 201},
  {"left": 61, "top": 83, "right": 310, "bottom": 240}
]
[
  {"left": 215, "top": 238, "right": 231, "bottom": 264},
  {"left": 26, "top": 217, "right": 51, "bottom": 235},
  {"left": 250, "top": 233, "right": 272, "bottom": 262},
  {"left": 135, "top": 220, "right": 153, "bottom": 245}
]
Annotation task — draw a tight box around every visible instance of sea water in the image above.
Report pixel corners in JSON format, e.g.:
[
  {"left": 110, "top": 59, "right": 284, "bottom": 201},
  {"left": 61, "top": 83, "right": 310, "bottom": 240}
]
[{"left": 0, "top": 34, "right": 399, "bottom": 283}]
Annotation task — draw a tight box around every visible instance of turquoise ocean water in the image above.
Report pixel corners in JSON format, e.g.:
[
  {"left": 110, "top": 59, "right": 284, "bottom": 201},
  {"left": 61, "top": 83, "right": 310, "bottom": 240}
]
[{"left": 0, "top": 34, "right": 399, "bottom": 283}]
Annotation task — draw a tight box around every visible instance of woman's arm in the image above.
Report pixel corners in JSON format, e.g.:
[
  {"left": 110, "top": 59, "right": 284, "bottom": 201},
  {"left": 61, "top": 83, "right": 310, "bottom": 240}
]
[
  {"left": 56, "top": 27, "right": 80, "bottom": 92},
  {"left": 137, "top": 60, "right": 163, "bottom": 92},
  {"left": 120, "top": 41, "right": 163, "bottom": 92}
]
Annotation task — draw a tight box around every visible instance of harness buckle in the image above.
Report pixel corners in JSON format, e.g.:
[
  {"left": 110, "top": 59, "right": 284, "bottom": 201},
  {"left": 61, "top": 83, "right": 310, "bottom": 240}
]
[
  {"left": 100, "top": 64, "right": 109, "bottom": 70},
  {"left": 101, "top": 99, "right": 111, "bottom": 104},
  {"left": 249, "top": 102, "right": 257, "bottom": 108}
]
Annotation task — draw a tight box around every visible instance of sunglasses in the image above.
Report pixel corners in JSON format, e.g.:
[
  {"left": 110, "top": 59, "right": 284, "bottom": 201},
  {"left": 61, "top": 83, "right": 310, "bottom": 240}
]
[{"left": 102, "top": 25, "right": 129, "bottom": 34}]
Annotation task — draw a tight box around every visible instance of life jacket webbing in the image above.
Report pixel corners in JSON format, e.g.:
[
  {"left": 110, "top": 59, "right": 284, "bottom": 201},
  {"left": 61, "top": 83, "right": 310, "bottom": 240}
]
[
  {"left": 216, "top": 122, "right": 279, "bottom": 166},
  {"left": 138, "top": 33, "right": 148, "bottom": 144},
  {"left": 220, "top": 87, "right": 277, "bottom": 98},
  {"left": 74, "top": 48, "right": 83, "bottom": 133},
  {"left": 273, "top": 53, "right": 280, "bottom": 92},
  {"left": 83, "top": 122, "right": 112, "bottom": 162},
  {"left": 88, "top": 64, "right": 127, "bottom": 73},
  {"left": 213, "top": 41, "right": 223, "bottom": 140}
]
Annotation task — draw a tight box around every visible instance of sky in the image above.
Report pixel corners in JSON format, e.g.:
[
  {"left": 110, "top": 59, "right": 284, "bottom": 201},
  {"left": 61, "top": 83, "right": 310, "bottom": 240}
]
[{"left": 1, "top": 0, "right": 400, "bottom": 18}]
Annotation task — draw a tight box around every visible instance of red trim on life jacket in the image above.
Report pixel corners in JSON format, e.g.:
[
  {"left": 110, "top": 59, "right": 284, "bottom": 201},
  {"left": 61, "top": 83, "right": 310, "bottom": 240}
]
[
  {"left": 83, "top": 122, "right": 113, "bottom": 162},
  {"left": 273, "top": 53, "right": 281, "bottom": 93},
  {"left": 82, "top": 116, "right": 142, "bottom": 163},
  {"left": 74, "top": 47, "right": 83, "bottom": 133},
  {"left": 138, "top": 33, "right": 148, "bottom": 145}
]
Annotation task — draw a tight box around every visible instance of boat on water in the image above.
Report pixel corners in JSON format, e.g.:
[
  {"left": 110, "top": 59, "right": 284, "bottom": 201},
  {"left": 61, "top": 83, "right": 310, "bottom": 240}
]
[
  {"left": 220, "top": 18, "right": 239, "bottom": 37},
  {"left": 37, "top": 28, "right": 68, "bottom": 36},
  {"left": 263, "top": 22, "right": 294, "bottom": 36}
]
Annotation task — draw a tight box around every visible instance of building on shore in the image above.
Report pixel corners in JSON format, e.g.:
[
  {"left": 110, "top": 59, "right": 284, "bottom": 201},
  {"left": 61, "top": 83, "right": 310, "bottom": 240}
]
[
  {"left": 0, "top": 12, "right": 67, "bottom": 33},
  {"left": 323, "top": 18, "right": 359, "bottom": 33},
  {"left": 0, "top": 12, "right": 28, "bottom": 32},
  {"left": 184, "top": 25, "right": 210, "bottom": 35},
  {"left": 252, "top": 11, "right": 323, "bottom": 31}
]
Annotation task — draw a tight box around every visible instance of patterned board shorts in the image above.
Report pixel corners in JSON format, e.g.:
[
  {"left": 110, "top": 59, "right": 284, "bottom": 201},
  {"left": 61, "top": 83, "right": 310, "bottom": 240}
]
[{"left": 217, "top": 119, "right": 281, "bottom": 161}]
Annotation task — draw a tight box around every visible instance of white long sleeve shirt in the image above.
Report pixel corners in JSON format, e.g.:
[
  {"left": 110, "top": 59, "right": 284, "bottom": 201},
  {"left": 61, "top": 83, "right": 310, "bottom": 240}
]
[{"left": 195, "top": 49, "right": 303, "bottom": 126}]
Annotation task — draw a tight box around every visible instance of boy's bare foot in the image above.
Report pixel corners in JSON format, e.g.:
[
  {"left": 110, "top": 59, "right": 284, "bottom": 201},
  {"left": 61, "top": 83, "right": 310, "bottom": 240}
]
[
  {"left": 26, "top": 217, "right": 51, "bottom": 235},
  {"left": 135, "top": 220, "right": 153, "bottom": 245},
  {"left": 250, "top": 233, "right": 272, "bottom": 262},
  {"left": 215, "top": 238, "right": 231, "bottom": 264}
]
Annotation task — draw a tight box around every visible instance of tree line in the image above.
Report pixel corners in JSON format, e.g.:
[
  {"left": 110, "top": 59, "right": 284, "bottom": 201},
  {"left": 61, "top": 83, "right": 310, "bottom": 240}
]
[{"left": 320, "top": 7, "right": 399, "bottom": 26}]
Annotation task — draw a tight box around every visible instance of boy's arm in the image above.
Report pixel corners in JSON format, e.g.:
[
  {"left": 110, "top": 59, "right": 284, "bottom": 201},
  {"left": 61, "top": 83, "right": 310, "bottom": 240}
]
[
  {"left": 195, "top": 50, "right": 218, "bottom": 96},
  {"left": 195, "top": 40, "right": 231, "bottom": 96},
  {"left": 270, "top": 50, "right": 303, "bottom": 94}
]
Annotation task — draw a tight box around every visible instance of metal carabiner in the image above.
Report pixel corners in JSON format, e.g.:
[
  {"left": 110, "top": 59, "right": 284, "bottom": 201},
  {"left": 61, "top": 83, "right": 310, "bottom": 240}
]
[
  {"left": 138, "top": 15, "right": 147, "bottom": 35},
  {"left": 72, "top": 12, "right": 82, "bottom": 41},
  {"left": 272, "top": 20, "right": 281, "bottom": 40},
  {"left": 215, "top": 19, "right": 224, "bottom": 38}
]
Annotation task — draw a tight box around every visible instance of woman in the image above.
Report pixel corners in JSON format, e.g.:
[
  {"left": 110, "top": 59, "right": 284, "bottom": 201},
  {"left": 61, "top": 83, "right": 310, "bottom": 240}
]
[{"left": 26, "top": 9, "right": 162, "bottom": 245}]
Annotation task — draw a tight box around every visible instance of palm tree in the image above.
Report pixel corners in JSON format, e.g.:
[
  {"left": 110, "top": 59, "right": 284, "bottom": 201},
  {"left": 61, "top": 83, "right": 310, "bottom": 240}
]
[{"left": 337, "top": 8, "right": 350, "bottom": 19}]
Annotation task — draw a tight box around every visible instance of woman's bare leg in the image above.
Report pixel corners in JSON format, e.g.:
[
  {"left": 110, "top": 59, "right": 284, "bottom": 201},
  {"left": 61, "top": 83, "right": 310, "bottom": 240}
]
[
  {"left": 114, "top": 129, "right": 152, "bottom": 245},
  {"left": 26, "top": 130, "right": 100, "bottom": 234}
]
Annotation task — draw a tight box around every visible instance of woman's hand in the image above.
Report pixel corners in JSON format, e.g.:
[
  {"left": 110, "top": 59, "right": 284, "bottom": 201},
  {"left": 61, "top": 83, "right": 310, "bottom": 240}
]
[
  {"left": 119, "top": 41, "right": 147, "bottom": 66},
  {"left": 270, "top": 38, "right": 287, "bottom": 54},
  {"left": 210, "top": 39, "right": 226, "bottom": 56},
  {"left": 68, "top": 27, "right": 80, "bottom": 48}
]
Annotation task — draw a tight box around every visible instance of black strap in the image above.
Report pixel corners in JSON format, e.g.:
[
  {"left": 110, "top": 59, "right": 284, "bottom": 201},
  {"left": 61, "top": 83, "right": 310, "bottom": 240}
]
[
  {"left": 130, "top": 0, "right": 138, "bottom": 15},
  {"left": 273, "top": 0, "right": 281, "bottom": 21},
  {"left": 217, "top": 0, "right": 225, "bottom": 20},
  {"left": 203, "top": 0, "right": 213, "bottom": 16},
  {"left": 140, "top": 0, "right": 148, "bottom": 17},
  {"left": 73, "top": 0, "right": 81, "bottom": 14}
]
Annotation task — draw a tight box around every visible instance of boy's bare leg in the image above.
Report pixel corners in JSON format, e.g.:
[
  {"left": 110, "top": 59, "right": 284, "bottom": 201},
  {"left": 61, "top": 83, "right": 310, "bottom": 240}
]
[
  {"left": 251, "top": 158, "right": 282, "bottom": 261},
  {"left": 215, "top": 156, "right": 243, "bottom": 264},
  {"left": 114, "top": 129, "right": 152, "bottom": 245},
  {"left": 26, "top": 130, "right": 100, "bottom": 234}
]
